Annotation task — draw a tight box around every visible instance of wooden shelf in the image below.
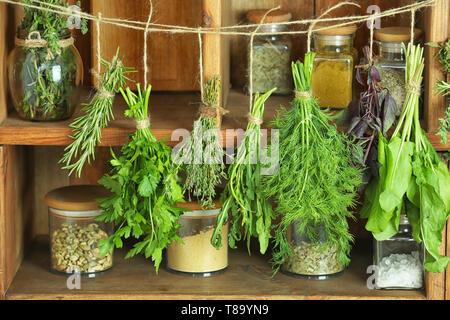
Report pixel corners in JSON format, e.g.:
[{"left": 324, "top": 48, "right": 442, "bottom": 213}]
[
  {"left": 5, "top": 236, "right": 425, "bottom": 300},
  {"left": 0, "top": 88, "right": 448, "bottom": 150}
]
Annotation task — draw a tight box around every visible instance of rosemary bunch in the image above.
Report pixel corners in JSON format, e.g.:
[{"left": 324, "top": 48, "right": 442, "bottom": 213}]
[
  {"left": 178, "top": 77, "right": 227, "bottom": 209},
  {"left": 263, "top": 53, "right": 363, "bottom": 274},
  {"left": 211, "top": 88, "right": 277, "bottom": 255},
  {"left": 96, "top": 84, "right": 185, "bottom": 273},
  {"left": 60, "top": 49, "right": 135, "bottom": 177}
]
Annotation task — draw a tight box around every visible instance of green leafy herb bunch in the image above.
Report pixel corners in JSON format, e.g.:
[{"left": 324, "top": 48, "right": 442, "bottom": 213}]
[
  {"left": 211, "top": 88, "right": 277, "bottom": 255},
  {"left": 263, "top": 53, "right": 363, "bottom": 274},
  {"left": 96, "top": 84, "right": 185, "bottom": 273},
  {"left": 362, "top": 44, "right": 450, "bottom": 273}
]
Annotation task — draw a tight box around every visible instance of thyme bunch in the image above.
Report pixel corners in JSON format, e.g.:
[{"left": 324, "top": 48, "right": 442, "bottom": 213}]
[
  {"left": 263, "top": 53, "right": 363, "bottom": 274},
  {"left": 211, "top": 88, "right": 277, "bottom": 255},
  {"left": 60, "top": 49, "right": 135, "bottom": 177}
]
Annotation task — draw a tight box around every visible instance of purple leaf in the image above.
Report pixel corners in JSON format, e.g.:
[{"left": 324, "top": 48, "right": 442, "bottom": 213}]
[
  {"left": 382, "top": 93, "right": 398, "bottom": 133},
  {"left": 354, "top": 120, "right": 369, "bottom": 138},
  {"left": 348, "top": 116, "right": 362, "bottom": 134},
  {"left": 370, "top": 66, "right": 381, "bottom": 83}
]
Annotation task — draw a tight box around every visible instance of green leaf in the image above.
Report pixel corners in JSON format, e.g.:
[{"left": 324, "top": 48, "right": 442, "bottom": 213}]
[{"left": 138, "top": 176, "right": 155, "bottom": 197}]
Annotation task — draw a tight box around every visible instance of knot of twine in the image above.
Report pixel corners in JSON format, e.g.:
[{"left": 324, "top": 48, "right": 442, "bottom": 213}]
[
  {"left": 406, "top": 80, "right": 421, "bottom": 96},
  {"left": 15, "top": 31, "right": 74, "bottom": 60},
  {"left": 248, "top": 113, "right": 263, "bottom": 125},
  {"left": 199, "top": 103, "right": 229, "bottom": 119},
  {"left": 91, "top": 69, "right": 115, "bottom": 99},
  {"left": 295, "top": 90, "right": 313, "bottom": 100},
  {"left": 136, "top": 118, "right": 150, "bottom": 130}
]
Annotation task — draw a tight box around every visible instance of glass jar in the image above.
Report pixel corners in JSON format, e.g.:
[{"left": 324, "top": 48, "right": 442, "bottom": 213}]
[
  {"left": 373, "top": 214, "right": 425, "bottom": 290},
  {"left": 167, "top": 200, "right": 228, "bottom": 277},
  {"left": 7, "top": 30, "right": 83, "bottom": 121},
  {"left": 311, "top": 24, "right": 357, "bottom": 109},
  {"left": 45, "top": 185, "right": 113, "bottom": 278},
  {"left": 282, "top": 221, "right": 345, "bottom": 280},
  {"left": 374, "top": 27, "right": 423, "bottom": 115},
  {"left": 246, "top": 10, "right": 293, "bottom": 95}
]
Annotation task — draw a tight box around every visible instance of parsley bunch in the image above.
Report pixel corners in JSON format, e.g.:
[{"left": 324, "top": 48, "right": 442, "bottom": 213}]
[
  {"left": 263, "top": 53, "right": 363, "bottom": 274},
  {"left": 96, "top": 84, "right": 185, "bottom": 273}
]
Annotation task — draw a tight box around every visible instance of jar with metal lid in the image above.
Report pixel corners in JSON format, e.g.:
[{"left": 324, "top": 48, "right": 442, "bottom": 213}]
[
  {"left": 246, "top": 9, "right": 293, "bottom": 95},
  {"left": 282, "top": 221, "right": 345, "bottom": 280},
  {"left": 373, "top": 214, "right": 425, "bottom": 289},
  {"left": 167, "top": 200, "right": 228, "bottom": 277},
  {"left": 45, "top": 185, "right": 113, "bottom": 277},
  {"left": 311, "top": 24, "right": 357, "bottom": 109},
  {"left": 374, "top": 27, "right": 423, "bottom": 114}
]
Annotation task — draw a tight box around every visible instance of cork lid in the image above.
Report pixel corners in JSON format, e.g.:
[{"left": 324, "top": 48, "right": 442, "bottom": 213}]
[
  {"left": 45, "top": 185, "right": 111, "bottom": 211},
  {"left": 246, "top": 9, "right": 292, "bottom": 23},
  {"left": 314, "top": 23, "right": 357, "bottom": 36},
  {"left": 375, "top": 27, "right": 423, "bottom": 42}
]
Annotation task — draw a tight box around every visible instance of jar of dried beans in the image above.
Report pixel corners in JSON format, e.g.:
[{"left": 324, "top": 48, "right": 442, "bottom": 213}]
[
  {"left": 45, "top": 185, "right": 113, "bottom": 277},
  {"left": 311, "top": 24, "right": 357, "bottom": 109},
  {"left": 246, "top": 9, "right": 293, "bottom": 95},
  {"left": 167, "top": 200, "right": 228, "bottom": 277}
]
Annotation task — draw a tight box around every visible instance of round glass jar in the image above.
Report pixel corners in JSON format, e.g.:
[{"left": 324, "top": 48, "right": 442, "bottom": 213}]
[
  {"left": 45, "top": 185, "right": 113, "bottom": 278},
  {"left": 311, "top": 24, "right": 357, "bottom": 109},
  {"left": 282, "top": 221, "right": 345, "bottom": 280},
  {"left": 167, "top": 200, "right": 228, "bottom": 277},
  {"left": 374, "top": 27, "right": 423, "bottom": 115},
  {"left": 373, "top": 214, "right": 425, "bottom": 290},
  {"left": 246, "top": 9, "right": 293, "bottom": 95},
  {"left": 7, "top": 30, "right": 83, "bottom": 121}
]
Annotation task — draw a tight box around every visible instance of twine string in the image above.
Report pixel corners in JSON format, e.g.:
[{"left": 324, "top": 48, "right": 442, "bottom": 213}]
[
  {"left": 143, "top": 0, "right": 153, "bottom": 89},
  {"left": 368, "top": 14, "right": 375, "bottom": 66},
  {"left": 295, "top": 90, "right": 313, "bottom": 100},
  {"left": 410, "top": 7, "right": 417, "bottom": 48},
  {"left": 136, "top": 118, "right": 150, "bottom": 130},
  {"left": 198, "top": 28, "right": 204, "bottom": 104},
  {"left": 248, "top": 113, "right": 263, "bottom": 125},
  {"left": 96, "top": 12, "right": 102, "bottom": 76}
]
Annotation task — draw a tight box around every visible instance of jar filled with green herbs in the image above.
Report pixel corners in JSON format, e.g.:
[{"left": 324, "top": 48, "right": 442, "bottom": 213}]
[
  {"left": 374, "top": 27, "right": 423, "bottom": 115},
  {"left": 246, "top": 9, "right": 293, "bottom": 95},
  {"left": 281, "top": 221, "right": 345, "bottom": 279}
]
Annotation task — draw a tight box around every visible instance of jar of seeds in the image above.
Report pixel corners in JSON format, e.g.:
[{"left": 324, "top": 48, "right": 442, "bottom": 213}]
[
  {"left": 282, "top": 221, "right": 345, "bottom": 280},
  {"left": 45, "top": 185, "right": 113, "bottom": 277},
  {"left": 246, "top": 9, "right": 293, "bottom": 95},
  {"left": 374, "top": 27, "right": 423, "bottom": 114}
]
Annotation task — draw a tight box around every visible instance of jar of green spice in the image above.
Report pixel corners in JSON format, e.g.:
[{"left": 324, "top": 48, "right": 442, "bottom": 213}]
[
  {"left": 374, "top": 27, "right": 423, "bottom": 115},
  {"left": 246, "top": 9, "right": 293, "bottom": 95}
]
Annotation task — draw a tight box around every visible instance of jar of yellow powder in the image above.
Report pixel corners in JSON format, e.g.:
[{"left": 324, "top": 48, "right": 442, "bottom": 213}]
[{"left": 311, "top": 24, "right": 357, "bottom": 109}]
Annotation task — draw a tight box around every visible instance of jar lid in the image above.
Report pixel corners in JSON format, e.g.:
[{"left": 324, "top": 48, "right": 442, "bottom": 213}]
[
  {"left": 314, "top": 23, "right": 357, "bottom": 36},
  {"left": 375, "top": 27, "right": 423, "bottom": 42},
  {"left": 45, "top": 185, "right": 111, "bottom": 211},
  {"left": 246, "top": 9, "right": 292, "bottom": 23}
]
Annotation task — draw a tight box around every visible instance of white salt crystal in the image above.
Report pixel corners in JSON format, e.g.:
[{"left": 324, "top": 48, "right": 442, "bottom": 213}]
[{"left": 376, "top": 251, "right": 423, "bottom": 289}]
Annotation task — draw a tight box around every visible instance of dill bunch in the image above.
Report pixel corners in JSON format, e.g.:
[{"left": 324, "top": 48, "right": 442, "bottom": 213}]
[
  {"left": 211, "top": 88, "right": 277, "bottom": 255},
  {"left": 263, "top": 53, "right": 363, "bottom": 274},
  {"left": 178, "top": 76, "right": 227, "bottom": 209}
]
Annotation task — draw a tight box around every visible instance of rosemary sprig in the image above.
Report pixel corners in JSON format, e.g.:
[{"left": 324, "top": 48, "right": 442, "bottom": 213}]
[
  {"left": 60, "top": 49, "right": 135, "bottom": 177},
  {"left": 211, "top": 88, "right": 277, "bottom": 255}
]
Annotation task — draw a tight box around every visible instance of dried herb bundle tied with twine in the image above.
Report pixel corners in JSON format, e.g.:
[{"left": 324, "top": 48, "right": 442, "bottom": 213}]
[
  {"left": 96, "top": 84, "right": 185, "bottom": 273},
  {"left": 61, "top": 49, "right": 135, "bottom": 177},
  {"left": 175, "top": 77, "right": 227, "bottom": 209},
  {"left": 211, "top": 88, "right": 277, "bottom": 255},
  {"left": 263, "top": 53, "right": 363, "bottom": 274}
]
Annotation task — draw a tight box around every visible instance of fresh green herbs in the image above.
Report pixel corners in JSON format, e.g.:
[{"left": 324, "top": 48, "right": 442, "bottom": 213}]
[
  {"left": 16, "top": 0, "right": 88, "bottom": 120},
  {"left": 177, "top": 77, "right": 226, "bottom": 209},
  {"left": 263, "top": 53, "right": 362, "bottom": 274},
  {"left": 211, "top": 88, "right": 277, "bottom": 255},
  {"left": 362, "top": 44, "right": 450, "bottom": 273},
  {"left": 60, "top": 49, "right": 134, "bottom": 177},
  {"left": 96, "top": 84, "right": 185, "bottom": 273}
]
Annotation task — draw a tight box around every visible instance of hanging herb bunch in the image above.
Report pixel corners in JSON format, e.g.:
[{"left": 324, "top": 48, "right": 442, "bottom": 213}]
[
  {"left": 60, "top": 49, "right": 135, "bottom": 177},
  {"left": 175, "top": 76, "right": 227, "bottom": 209},
  {"left": 96, "top": 84, "right": 185, "bottom": 273},
  {"left": 362, "top": 44, "right": 450, "bottom": 273},
  {"left": 9, "top": 0, "right": 88, "bottom": 121},
  {"left": 342, "top": 45, "right": 399, "bottom": 183},
  {"left": 211, "top": 88, "right": 277, "bottom": 255},
  {"left": 263, "top": 53, "right": 363, "bottom": 275}
]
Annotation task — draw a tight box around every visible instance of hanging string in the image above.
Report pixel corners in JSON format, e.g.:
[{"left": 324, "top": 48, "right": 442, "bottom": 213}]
[
  {"left": 198, "top": 28, "right": 204, "bottom": 104},
  {"left": 96, "top": 12, "right": 102, "bottom": 76},
  {"left": 248, "top": 6, "right": 281, "bottom": 111},
  {"left": 368, "top": 14, "right": 375, "bottom": 66},
  {"left": 307, "top": 1, "right": 361, "bottom": 53},
  {"left": 143, "top": 0, "right": 154, "bottom": 89},
  {"left": 410, "top": 7, "right": 417, "bottom": 48}
]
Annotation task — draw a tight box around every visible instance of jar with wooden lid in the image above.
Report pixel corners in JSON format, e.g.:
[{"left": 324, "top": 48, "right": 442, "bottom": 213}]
[
  {"left": 246, "top": 9, "right": 293, "bottom": 95},
  {"left": 374, "top": 27, "right": 423, "bottom": 114},
  {"left": 45, "top": 185, "right": 113, "bottom": 277},
  {"left": 166, "top": 200, "right": 228, "bottom": 277},
  {"left": 311, "top": 24, "right": 357, "bottom": 109},
  {"left": 373, "top": 214, "right": 424, "bottom": 289}
]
